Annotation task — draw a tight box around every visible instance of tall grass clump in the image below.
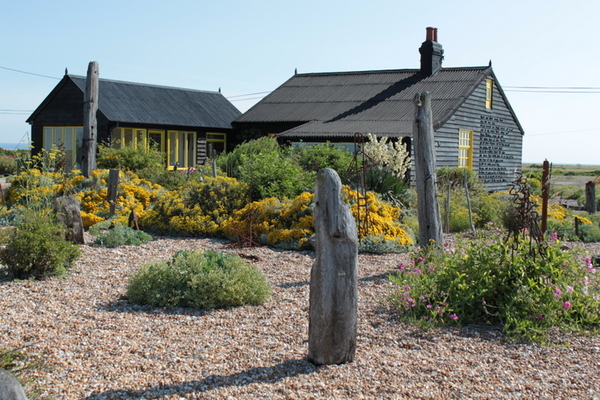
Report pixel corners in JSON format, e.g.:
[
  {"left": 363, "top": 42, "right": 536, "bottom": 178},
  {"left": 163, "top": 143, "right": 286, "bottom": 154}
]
[
  {"left": 389, "top": 227, "right": 600, "bottom": 343},
  {"left": 127, "top": 249, "right": 271, "bottom": 310}
]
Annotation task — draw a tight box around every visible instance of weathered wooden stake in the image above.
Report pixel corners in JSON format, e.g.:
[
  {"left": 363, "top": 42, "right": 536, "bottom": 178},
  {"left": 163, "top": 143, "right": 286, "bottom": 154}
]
[
  {"left": 464, "top": 169, "right": 475, "bottom": 231},
  {"left": 413, "top": 92, "right": 443, "bottom": 246},
  {"left": 541, "top": 160, "right": 550, "bottom": 234},
  {"left": 586, "top": 181, "right": 596, "bottom": 214},
  {"left": 54, "top": 195, "right": 85, "bottom": 244},
  {"left": 107, "top": 169, "right": 119, "bottom": 217},
  {"left": 308, "top": 168, "right": 358, "bottom": 365},
  {"left": 81, "top": 61, "right": 99, "bottom": 177}
]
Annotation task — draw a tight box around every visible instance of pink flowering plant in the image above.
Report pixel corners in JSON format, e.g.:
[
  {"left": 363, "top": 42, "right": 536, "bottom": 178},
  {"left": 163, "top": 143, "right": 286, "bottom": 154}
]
[{"left": 389, "top": 227, "right": 600, "bottom": 343}]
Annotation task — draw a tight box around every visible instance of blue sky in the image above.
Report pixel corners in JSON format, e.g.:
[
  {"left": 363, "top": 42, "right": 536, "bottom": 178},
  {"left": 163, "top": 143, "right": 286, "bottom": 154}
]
[{"left": 1, "top": 0, "right": 599, "bottom": 164}]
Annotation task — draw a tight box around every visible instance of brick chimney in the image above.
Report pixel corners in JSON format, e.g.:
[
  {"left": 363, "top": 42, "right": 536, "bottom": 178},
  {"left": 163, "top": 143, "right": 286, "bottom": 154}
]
[{"left": 419, "top": 27, "right": 444, "bottom": 76}]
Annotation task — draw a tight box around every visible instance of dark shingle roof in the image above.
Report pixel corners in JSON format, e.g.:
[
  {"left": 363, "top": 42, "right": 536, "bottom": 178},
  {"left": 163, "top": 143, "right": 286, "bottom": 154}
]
[
  {"left": 235, "top": 67, "right": 492, "bottom": 138},
  {"left": 68, "top": 75, "right": 241, "bottom": 129}
]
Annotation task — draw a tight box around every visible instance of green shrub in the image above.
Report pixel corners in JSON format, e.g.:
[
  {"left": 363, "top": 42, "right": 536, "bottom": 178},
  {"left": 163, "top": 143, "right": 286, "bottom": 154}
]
[
  {"left": 293, "top": 142, "right": 354, "bottom": 183},
  {"left": 93, "top": 223, "right": 152, "bottom": 247},
  {"left": 97, "top": 143, "right": 165, "bottom": 173},
  {"left": 363, "top": 168, "right": 412, "bottom": 207},
  {"left": 389, "top": 228, "right": 600, "bottom": 343},
  {"left": 238, "top": 145, "right": 313, "bottom": 200},
  {"left": 0, "top": 154, "right": 18, "bottom": 175},
  {"left": 0, "top": 211, "right": 81, "bottom": 279},
  {"left": 126, "top": 249, "right": 271, "bottom": 309},
  {"left": 436, "top": 166, "right": 482, "bottom": 191},
  {"left": 218, "top": 137, "right": 314, "bottom": 200}
]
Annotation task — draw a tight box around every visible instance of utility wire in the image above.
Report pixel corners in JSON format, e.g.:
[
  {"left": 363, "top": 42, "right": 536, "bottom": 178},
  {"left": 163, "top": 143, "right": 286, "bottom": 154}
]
[
  {"left": 0, "top": 65, "right": 60, "bottom": 80},
  {"left": 504, "top": 85, "right": 600, "bottom": 93},
  {"left": 527, "top": 129, "right": 599, "bottom": 137}
]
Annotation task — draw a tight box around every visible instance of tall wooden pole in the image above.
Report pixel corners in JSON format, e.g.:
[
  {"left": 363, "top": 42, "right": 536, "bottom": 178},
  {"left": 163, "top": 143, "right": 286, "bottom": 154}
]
[
  {"left": 413, "top": 91, "right": 443, "bottom": 246},
  {"left": 540, "top": 160, "right": 550, "bottom": 234},
  {"left": 81, "top": 61, "right": 99, "bottom": 177}
]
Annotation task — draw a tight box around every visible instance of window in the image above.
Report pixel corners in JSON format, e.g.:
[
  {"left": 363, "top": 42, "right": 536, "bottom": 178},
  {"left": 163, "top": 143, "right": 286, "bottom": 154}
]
[
  {"left": 485, "top": 78, "right": 493, "bottom": 109},
  {"left": 167, "top": 130, "right": 196, "bottom": 169},
  {"left": 43, "top": 126, "right": 83, "bottom": 170},
  {"left": 458, "top": 129, "right": 473, "bottom": 168},
  {"left": 111, "top": 128, "right": 147, "bottom": 149},
  {"left": 206, "top": 132, "right": 226, "bottom": 158}
]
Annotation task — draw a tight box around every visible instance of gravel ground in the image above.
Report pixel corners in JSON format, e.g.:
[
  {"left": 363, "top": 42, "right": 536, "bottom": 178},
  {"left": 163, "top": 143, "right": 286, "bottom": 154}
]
[{"left": 2, "top": 235, "right": 600, "bottom": 399}]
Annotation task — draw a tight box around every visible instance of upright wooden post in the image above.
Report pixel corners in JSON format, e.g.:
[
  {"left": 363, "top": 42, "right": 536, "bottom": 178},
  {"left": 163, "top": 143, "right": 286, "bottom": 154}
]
[
  {"left": 107, "top": 169, "right": 119, "bottom": 217},
  {"left": 308, "top": 168, "right": 358, "bottom": 365},
  {"left": 586, "top": 181, "right": 596, "bottom": 214},
  {"left": 541, "top": 160, "right": 550, "bottom": 234},
  {"left": 413, "top": 92, "right": 443, "bottom": 246},
  {"left": 81, "top": 61, "right": 99, "bottom": 177}
]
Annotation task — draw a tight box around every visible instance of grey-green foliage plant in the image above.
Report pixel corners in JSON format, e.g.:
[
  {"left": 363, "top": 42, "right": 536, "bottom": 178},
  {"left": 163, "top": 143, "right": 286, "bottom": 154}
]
[
  {"left": 126, "top": 249, "right": 271, "bottom": 310},
  {"left": 0, "top": 210, "right": 81, "bottom": 279},
  {"left": 92, "top": 222, "right": 152, "bottom": 248}
]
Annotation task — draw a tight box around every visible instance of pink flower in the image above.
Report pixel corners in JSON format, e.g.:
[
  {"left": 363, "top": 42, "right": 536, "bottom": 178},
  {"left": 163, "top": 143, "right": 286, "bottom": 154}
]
[
  {"left": 554, "top": 288, "right": 562, "bottom": 300},
  {"left": 550, "top": 232, "right": 558, "bottom": 240},
  {"left": 397, "top": 263, "right": 406, "bottom": 270},
  {"left": 426, "top": 305, "right": 433, "bottom": 309},
  {"left": 449, "top": 314, "right": 459, "bottom": 320},
  {"left": 563, "top": 301, "right": 572, "bottom": 311}
]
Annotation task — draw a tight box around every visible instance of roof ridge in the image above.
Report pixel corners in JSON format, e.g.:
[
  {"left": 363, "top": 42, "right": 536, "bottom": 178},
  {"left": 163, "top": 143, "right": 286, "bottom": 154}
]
[
  {"left": 294, "top": 66, "right": 490, "bottom": 77},
  {"left": 68, "top": 74, "right": 221, "bottom": 95}
]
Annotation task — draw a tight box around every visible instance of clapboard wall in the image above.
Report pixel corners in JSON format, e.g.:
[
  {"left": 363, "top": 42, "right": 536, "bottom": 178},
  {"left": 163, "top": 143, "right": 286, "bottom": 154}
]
[{"left": 433, "top": 77, "right": 523, "bottom": 191}]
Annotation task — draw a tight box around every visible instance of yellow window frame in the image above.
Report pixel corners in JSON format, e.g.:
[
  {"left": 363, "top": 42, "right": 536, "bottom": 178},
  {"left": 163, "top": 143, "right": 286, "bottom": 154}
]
[
  {"left": 206, "top": 132, "right": 226, "bottom": 158},
  {"left": 42, "top": 126, "right": 83, "bottom": 170},
  {"left": 167, "top": 130, "right": 197, "bottom": 169},
  {"left": 111, "top": 128, "right": 148, "bottom": 149},
  {"left": 458, "top": 129, "right": 473, "bottom": 169},
  {"left": 485, "top": 79, "right": 493, "bottom": 109}
]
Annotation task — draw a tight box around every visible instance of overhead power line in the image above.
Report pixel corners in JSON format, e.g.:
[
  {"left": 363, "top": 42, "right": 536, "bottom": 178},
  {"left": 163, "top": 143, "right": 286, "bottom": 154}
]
[
  {"left": 0, "top": 65, "right": 60, "bottom": 80},
  {"left": 504, "top": 85, "right": 600, "bottom": 93},
  {"left": 226, "top": 91, "right": 271, "bottom": 99}
]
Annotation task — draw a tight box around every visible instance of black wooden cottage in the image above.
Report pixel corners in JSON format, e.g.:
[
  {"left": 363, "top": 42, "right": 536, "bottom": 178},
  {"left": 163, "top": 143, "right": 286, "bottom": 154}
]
[
  {"left": 27, "top": 74, "right": 241, "bottom": 170},
  {"left": 234, "top": 28, "right": 524, "bottom": 191}
]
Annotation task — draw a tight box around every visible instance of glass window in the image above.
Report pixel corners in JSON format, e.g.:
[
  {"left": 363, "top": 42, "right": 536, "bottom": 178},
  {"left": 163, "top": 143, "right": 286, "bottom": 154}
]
[
  {"left": 42, "top": 126, "right": 83, "bottom": 171},
  {"left": 458, "top": 129, "right": 473, "bottom": 168},
  {"left": 485, "top": 79, "right": 493, "bottom": 109}
]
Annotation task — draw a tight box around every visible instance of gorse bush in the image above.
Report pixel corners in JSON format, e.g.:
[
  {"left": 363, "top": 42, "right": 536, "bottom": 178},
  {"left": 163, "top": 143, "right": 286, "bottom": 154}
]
[
  {"left": 389, "top": 227, "right": 600, "bottom": 343},
  {"left": 141, "top": 176, "right": 249, "bottom": 236},
  {"left": 75, "top": 169, "right": 163, "bottom": 228},
  {"left": 0, "top": 210, "right": 81, "bottom": 279},
  {"left": 92, "top": 222, "right": 152, "bottom": 247},
  {"left": 222, "top": 186, "right": 414, "bottom": 252},
  {"left": 126, "top": 249, "right": 271, "bottom": 309}
]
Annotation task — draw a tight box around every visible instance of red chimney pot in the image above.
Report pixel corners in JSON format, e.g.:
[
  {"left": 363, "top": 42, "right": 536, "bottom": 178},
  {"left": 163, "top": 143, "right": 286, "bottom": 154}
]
[{"left": 426, "top": 27, "right": 438, "bottom": 42}]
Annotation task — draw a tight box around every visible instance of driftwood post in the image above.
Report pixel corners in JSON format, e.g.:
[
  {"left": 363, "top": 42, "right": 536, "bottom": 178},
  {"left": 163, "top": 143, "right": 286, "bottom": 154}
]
[
  {"left": 586, "top": 181, "right": 596, "bottom": 214},
  {"left": 107, "top": 169, "right": 119, "bottom": 217},
  {"left": 81, "top": 61, "right": 99, "bottom": 177},
  {"left": 308, "top": 168, "right": 358, "bottom": 365},
  {"left": 413, "top": 91, "right": 443, "bottom": 246},
  {"left": 541, "top": 160, "right": 550, "bottom": 234},
  {"left": 54, "top": 195, "right": 85, "bottom": 244}
]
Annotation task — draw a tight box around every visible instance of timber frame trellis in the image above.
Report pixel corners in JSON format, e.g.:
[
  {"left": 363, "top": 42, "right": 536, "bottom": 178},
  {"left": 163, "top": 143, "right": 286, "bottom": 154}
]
[{"left": 345, "top": 132, "right": 376, "bottom": 241}]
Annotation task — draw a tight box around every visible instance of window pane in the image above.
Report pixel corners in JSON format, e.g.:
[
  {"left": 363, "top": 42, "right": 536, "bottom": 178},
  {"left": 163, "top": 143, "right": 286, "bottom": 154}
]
[
  {"left": 43, "top": 127, "right": 53, "bottom": 151},
  {"left": 169, "top": 131, "right": 178, "bottom": 167}
]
